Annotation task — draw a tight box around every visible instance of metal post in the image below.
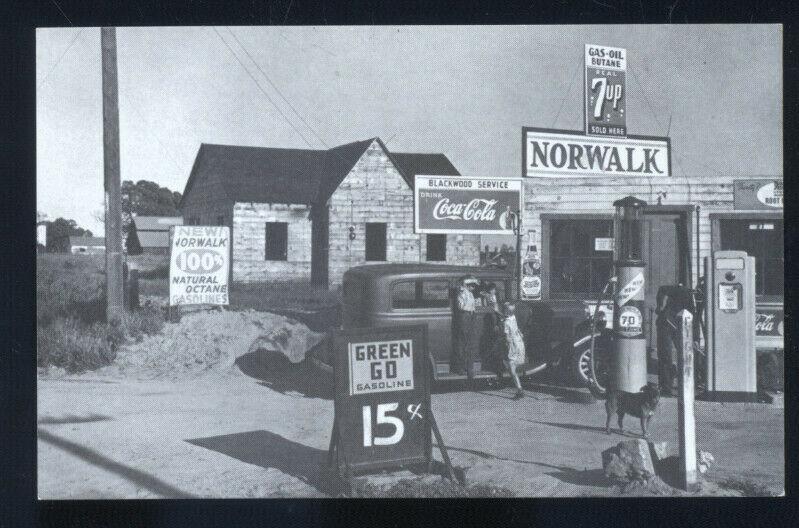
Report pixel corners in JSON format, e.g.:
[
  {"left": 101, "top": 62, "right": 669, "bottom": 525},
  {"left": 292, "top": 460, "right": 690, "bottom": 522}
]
[
  {"left": 677, "top": 309, "right": 698, "bottom": 492},
  {"left": 102, "top": 27, "right": 124, "bottom": 323}
]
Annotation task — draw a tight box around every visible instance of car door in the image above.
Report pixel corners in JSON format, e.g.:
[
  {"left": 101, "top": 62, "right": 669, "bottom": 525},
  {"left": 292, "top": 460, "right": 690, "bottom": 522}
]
[{"left": 389, "top": 278, "right": 453, "bottom": 363}]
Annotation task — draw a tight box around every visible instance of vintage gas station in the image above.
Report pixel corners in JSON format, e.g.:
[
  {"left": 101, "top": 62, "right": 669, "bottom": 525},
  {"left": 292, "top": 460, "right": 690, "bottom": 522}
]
[{"left": 317, "top": 43, "right": 782, "bottom": 490}]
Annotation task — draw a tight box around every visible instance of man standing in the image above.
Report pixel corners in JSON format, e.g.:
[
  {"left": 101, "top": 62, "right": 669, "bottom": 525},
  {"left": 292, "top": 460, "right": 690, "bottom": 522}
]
[
  {"left": 655, "top": 283, "right": 696, "bottom": 396},
  {"left": 452, "top": 275, "right": 479, "bottom": 380}
]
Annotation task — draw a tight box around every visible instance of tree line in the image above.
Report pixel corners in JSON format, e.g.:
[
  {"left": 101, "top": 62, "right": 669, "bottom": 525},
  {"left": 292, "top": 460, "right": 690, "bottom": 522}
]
[{"left": 39, "top": 180, "right": 182, "bottom": 252}]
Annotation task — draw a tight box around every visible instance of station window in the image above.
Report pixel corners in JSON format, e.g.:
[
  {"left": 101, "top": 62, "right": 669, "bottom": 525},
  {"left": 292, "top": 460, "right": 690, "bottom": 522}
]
[
  {"left": 265, "top": 222, "right": 288, "bottom": 261},
  {"left": 216, "top": 215, "right": 225, "bottom": 226},
  {"left": 719, "top": 219, "right": 783, "bottom": 298},
  {"left": 365, "top": 223, "right": 387, "bottom": 261},
  {"left": 426, "top": 234, "right": 447, "bottom": 262},
  {"left": 549, "top": 219, "right": 614, "bottom": 299},
  {"left": 392, "top": 280, "right": 451, "bottom": 309}
]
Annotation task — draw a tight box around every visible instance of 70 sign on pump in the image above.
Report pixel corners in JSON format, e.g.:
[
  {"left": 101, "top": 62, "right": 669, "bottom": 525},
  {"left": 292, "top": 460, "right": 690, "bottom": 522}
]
[{"left": 169, "top": 225, "right": 230, "bottom": 306}]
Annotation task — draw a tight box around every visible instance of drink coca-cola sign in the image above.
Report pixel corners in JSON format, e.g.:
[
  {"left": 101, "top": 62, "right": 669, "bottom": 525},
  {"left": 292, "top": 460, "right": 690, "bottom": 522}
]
[{"left": 414, "top": 176, "right": 523, "bottom": 234}]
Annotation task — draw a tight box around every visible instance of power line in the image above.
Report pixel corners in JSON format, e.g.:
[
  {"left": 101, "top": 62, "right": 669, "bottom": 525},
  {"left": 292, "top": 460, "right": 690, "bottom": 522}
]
[
  {"left": 628, "top": 62, "right": 698, "bottom": 204},
  {"left": 210, "top": 26, "right": 315, "bottom": 148},
  {"left": 551, "top": 56, "right": 582, "bottom": 128},
  {"left": 226, "top": 27, "right": 329, "bottom": 148},
  {"left": 121, "top": 91, "right": 185, "bottom": 175},
  {"left": 38, "top": 28, "right": 83, "bottom": 91}
]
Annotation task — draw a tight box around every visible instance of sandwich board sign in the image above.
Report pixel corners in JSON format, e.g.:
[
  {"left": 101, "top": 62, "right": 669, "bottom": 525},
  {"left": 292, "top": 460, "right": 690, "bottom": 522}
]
[
  {"left": 169, "top": 225, "right": 230, "bottom": 306},
  {"left": 328, "top": 325, "right": 432, "bottom": 474}
]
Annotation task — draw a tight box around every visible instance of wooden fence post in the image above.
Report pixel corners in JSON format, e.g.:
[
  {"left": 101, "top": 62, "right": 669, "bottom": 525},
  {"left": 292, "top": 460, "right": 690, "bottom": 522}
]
[{"left": 677, "top": 309, "right": 698, "bottom": 492}]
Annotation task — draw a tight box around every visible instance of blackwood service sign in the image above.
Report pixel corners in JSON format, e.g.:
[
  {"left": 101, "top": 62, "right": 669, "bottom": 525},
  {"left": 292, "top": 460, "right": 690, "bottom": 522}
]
[
  {"left": 414, "top": 175, "right": 523, "bottom": 234},
  {"left": 169, "top": 226, "right": 230, "bottom": 306},
  {"left": 332, "top": 325, "right": 431, "bottom": 472}
]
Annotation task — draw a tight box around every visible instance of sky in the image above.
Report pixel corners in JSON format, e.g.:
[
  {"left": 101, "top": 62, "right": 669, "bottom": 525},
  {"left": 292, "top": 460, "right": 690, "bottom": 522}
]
[{"left": 36, "top": 25, "right": 782, "bottom": 236}]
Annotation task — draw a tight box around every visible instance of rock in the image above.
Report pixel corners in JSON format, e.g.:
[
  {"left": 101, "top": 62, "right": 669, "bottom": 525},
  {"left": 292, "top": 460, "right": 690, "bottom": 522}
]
[
  {"left": 602, "top": 439, "right": 656, "bottom": 482},
  {"left": 618, "top": 475, "right": 681, "bottom": 496},
  {"left": 648, "top": 441, "right": 670, "bottom": 462},
  {"left": 697, "top": 450, "right": 714, "bottom": 474},
  {"left": 698, "top": 450, "right": 714, "bottom": 466}
]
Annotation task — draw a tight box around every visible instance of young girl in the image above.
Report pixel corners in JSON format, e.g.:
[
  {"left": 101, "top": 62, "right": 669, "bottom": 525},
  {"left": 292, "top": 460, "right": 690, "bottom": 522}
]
[
  {"left": 480, "top": 282, "right": 504, "bottom": 377},
  {"left": 502, "top": 302, "right": 526, "bottom": 400}
]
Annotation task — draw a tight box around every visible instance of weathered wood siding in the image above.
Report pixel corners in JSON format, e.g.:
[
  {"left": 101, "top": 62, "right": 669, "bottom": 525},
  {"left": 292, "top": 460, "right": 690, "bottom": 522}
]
[
  {"left": 327, "top": 140, "right": 479, "bottom": 287},
  {"left": 180, "top": 169, "right": 233, "bottom": 227},
  {"left": 232, "top": 202, "right": 312, "bottom": 282},
  {"left": 523, "top": 175, "right": 780, "bottom": 288}
]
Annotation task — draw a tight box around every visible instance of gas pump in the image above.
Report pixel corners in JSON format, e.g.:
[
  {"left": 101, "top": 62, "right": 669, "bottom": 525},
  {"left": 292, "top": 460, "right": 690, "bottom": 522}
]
[
  {"left": 610, "top": 196, "right": 648, "bottom": 394},
  {"left": 704, "top": 250, "right": 757, "bottom": 401}
]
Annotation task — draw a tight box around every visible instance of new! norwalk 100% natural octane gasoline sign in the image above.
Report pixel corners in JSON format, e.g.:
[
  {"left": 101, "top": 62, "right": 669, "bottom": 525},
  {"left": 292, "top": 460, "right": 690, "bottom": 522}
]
[{"left": 169, "top": 226, "right": 230, "bottom": 306}]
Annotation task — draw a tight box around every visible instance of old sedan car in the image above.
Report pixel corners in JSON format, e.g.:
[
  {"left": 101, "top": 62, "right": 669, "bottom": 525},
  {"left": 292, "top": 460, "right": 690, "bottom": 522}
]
[{"left": 309, "top": 264, "right": 603, "bottom": 386}]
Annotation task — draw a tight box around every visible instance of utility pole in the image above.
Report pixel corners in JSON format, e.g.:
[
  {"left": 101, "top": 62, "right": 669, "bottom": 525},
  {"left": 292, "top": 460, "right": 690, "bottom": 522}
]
[{"left": 102, "top": 27, "right": 124, "bottom": 323}]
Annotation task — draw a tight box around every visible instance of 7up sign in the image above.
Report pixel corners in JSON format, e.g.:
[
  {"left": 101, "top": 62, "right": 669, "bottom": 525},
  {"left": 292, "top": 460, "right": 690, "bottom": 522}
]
[
  {"left": 169, "top": 226, "right": 230, "bottom": 306},
  {"left": 585, "top": 44, "right": 627, "bottom": 138}
]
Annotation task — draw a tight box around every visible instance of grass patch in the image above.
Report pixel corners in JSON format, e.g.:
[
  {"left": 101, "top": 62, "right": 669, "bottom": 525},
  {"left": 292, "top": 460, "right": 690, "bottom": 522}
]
[
  {"left": 37, "top": 254, "right": 164, "bottom": 373},
  {"left": 138, "top": 263, "right": 169, "bottom": 280}
]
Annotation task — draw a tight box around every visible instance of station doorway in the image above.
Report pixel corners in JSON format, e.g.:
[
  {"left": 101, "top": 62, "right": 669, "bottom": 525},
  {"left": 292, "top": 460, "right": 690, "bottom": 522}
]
[
  {"left": 641, "top": 209, "right": 692, "bottom": 354},
  {"left": 542, "top": 206, "right": 692, "bottom": 353}
]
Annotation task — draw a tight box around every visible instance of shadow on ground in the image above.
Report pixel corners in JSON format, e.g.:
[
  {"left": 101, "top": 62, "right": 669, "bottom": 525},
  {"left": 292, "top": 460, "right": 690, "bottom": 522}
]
[
  {"left": 435, "top": 443, "right": 611, "bottom": 489},
  {"left": 38, "top": 413, "right": 113, "bottom": 425},
  {"left": 38, "top": 428, "right": 194, "bottom": 498},
  {"left": 235, "top": 350, "right": 333, "bottom": 399},
  {"left": 186, "top": 430, "right": 329, "bottom": 494},
  {"left": 267, "top": 306, "right": 340, "bottom": 333},
  {"left": 527, "top": 420, "right": 649, "bottom": 439}
]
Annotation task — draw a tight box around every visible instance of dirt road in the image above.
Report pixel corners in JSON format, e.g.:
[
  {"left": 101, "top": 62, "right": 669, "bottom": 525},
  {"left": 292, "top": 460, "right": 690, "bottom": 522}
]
[{"left": 37, "top": 368, "right": 784, "bottom": 498}]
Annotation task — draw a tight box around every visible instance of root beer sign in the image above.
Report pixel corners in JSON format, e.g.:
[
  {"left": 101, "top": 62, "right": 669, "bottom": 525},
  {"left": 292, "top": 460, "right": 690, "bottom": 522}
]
[
  {"left": 414, "top": 175, "right": 523, "bottom": 234},
  {"left": 331, "top": 325, "right": 431, "bottom": 472},
  {"left": 169, "top": 226, "right": 230, "bottom": 306}
]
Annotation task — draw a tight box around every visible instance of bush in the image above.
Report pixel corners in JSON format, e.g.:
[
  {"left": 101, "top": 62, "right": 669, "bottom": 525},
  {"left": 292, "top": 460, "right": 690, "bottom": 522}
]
[
  {"left": 121, "top": 304, "right": 164, "bottom": 342},
  {"left": 37, "top": 254, "right": 106, "bottom": 326},
  {"left": 37, "top": 254, "right": 165, "bottom": 373},
  {"left": 138, "top": 263, "right": 169, "bottom": 280},
  {"left": 37, "top": 318, "right": 118, "bottom": 372}
]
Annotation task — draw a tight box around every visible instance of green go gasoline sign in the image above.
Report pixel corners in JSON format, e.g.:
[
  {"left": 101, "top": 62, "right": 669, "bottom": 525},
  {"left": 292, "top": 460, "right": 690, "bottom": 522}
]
[{"left": 330, "top": 325, "right": 431, "bottom": 473}]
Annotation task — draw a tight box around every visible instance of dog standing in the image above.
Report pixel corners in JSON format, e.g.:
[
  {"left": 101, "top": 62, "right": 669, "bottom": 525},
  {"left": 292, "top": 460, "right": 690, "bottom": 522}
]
[{"left": 605, "top": 384, "right": 660, "bottom": 437}]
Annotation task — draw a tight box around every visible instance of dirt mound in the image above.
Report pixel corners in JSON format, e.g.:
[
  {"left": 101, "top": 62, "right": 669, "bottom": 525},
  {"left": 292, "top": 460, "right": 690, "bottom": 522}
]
[{"left": 102, "top": 309, "right": 324, "bottom": 379}]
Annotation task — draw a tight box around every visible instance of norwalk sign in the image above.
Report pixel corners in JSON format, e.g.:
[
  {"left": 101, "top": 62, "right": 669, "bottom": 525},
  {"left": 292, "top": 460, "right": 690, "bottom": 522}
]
[{"left": 523, "top": 128, "right": 671, "bottom": 178}]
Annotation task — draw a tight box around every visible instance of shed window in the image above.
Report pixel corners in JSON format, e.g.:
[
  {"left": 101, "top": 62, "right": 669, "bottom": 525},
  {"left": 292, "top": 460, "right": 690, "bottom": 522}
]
[
  {"left": 426, "top": 234, "right": 447, "bottom": 262},
  {"left": 365, "top": 223, "right": 387, "bottom": 261},
  {"left": 392, "top": 280, "right": 451, "bottom": 309},
  {"left": 265, "top": 222, "right": 288, "bottom": 261},
  {"left": 549, "top": 220, "right": 614, "bottom": 298},
  {"left": 719, "top": 219, "right": 783, "bottom": 298}
]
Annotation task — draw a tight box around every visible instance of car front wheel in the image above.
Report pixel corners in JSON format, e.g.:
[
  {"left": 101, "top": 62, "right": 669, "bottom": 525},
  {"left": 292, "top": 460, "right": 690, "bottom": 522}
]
[{"left": 571, "top": 336, "right": 610, "bottom": 398}]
